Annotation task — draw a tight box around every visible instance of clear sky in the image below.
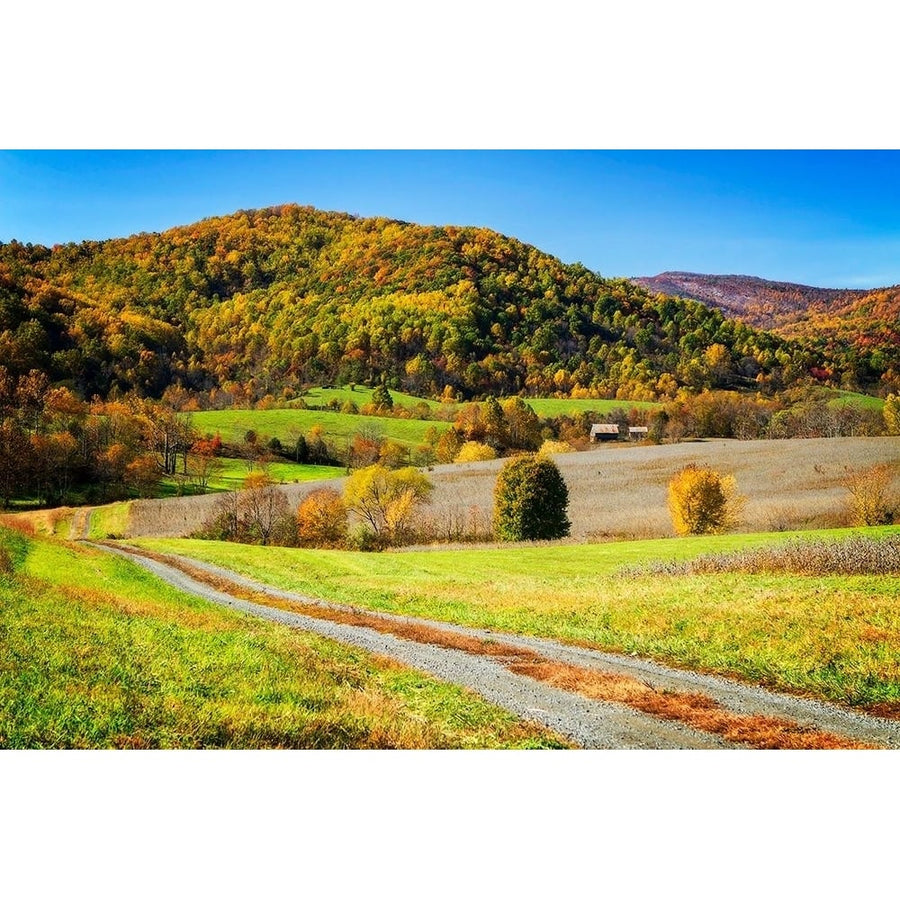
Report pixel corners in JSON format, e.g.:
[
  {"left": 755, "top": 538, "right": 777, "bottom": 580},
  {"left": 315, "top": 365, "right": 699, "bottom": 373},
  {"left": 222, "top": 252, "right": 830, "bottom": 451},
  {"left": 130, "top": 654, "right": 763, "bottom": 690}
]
[{"left": 2, "top": 149, "right": 899, "bottom": 289}]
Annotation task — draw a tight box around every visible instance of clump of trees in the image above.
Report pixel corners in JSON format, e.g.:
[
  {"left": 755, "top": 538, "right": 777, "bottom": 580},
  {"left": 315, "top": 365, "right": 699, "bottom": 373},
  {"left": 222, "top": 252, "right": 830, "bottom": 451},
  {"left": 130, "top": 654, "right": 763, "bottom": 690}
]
[
  {"left": 493, "top": 455, "right": 571, "bottom": 542},
  {"left": 667, "top": 465, "right": 745, "bottom": 535},
  {"left": 199, "top": 473, "right": 293, "bottom": 546}
]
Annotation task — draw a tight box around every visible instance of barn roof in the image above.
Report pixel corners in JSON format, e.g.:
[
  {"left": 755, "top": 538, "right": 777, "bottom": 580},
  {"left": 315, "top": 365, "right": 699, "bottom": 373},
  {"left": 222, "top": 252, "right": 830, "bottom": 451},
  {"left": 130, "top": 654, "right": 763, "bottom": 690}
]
[{"left": 590, "top": 423, "right": 620, "bottom": 434}]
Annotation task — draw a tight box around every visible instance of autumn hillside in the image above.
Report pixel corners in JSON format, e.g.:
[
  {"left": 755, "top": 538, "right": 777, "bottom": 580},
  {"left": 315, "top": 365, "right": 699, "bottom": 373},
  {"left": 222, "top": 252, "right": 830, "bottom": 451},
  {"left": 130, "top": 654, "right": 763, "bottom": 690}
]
[
  {"left": 3, "top": 205, "right": 892, "bottom": 405},
  {"left": 632, "top": 272, "right": 900, "bottom": 385}
]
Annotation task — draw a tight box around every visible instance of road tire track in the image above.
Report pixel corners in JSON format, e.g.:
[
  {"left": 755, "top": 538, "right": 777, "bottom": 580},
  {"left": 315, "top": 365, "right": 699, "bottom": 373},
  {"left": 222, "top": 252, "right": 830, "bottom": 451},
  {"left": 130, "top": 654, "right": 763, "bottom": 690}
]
[{"left": 92, "top": 542, "right": 730, "bottom": 749}]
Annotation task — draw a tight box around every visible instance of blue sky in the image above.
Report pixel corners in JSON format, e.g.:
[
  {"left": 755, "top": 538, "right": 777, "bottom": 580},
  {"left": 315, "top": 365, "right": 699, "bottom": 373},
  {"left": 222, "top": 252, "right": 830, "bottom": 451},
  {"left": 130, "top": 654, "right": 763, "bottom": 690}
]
[{"left": 2, "top": 150, "right": 899, "bottom": 288}]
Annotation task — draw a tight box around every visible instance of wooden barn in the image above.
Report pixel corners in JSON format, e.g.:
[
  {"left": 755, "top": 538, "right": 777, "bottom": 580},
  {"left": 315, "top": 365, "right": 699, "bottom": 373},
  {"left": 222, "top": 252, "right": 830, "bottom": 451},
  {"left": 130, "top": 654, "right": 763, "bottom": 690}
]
[
  {"left": 590, "top": 423, "right": 620, "bottom": 442},
  {"left": 628, "top": 426, "right": 649, "bottom": 440}
]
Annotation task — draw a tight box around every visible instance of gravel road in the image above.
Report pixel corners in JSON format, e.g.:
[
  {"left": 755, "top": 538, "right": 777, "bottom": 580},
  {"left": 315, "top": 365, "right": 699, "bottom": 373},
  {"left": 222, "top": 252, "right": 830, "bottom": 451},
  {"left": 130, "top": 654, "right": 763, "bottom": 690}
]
[{"left": 91, "top": 543, "right": 900, "bottom": 749}]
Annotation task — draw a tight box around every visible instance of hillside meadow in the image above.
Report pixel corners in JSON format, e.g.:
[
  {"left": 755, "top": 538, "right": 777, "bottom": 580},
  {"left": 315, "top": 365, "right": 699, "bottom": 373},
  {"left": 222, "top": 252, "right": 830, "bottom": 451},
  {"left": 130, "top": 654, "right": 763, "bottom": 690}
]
[
  {"left": 0, "top": 528, "right": 565, "bottom": 749},
  {"left": 190, "top": 407, "right": 449, "bottom": 450},
  {"left": 138, "top": 524, "right": 900, "bottom": 712}
]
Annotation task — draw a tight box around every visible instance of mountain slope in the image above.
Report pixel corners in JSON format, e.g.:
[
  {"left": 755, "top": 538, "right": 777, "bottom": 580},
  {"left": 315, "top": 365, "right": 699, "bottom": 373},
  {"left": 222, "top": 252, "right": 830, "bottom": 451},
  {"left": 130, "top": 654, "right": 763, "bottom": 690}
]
[
  {"left": 631, "top": 272, "right": 868, "bottom": 329},
  {"left": 0, "top": 207, "right": 880, "bottom": 402}
]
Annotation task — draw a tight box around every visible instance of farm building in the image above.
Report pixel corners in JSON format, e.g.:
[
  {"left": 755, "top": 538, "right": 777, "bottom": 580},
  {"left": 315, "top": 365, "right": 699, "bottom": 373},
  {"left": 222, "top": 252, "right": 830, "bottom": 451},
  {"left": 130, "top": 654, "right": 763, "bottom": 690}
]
[
  {"left": 590, "top": 423, "right": 620, "bottom": 442},
  {"left": 628, "top": 426, "right": 649, "bottom": 440}
]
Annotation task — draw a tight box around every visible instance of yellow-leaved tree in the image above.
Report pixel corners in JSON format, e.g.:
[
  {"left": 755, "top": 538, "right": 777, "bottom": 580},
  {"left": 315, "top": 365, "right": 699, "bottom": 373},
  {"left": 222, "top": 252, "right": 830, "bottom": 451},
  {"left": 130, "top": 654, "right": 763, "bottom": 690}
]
[
  {"left": 344, "top": 464, "right": 432, "bottom": 547},
  {"left": 667, "top": 465, "right": 745, "bottom": 535}
]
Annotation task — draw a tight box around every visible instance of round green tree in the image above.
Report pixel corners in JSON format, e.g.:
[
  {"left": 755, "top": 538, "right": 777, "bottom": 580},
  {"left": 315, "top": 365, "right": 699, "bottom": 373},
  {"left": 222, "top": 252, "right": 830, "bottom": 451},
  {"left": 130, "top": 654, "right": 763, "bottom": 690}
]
[{"left": 493, "top": 455, "right": 571, "bottom": 541}]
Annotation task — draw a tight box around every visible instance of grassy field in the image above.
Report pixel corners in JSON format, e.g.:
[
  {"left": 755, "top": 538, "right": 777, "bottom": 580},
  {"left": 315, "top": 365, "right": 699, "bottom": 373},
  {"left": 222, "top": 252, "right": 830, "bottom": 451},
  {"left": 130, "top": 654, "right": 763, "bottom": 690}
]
[
  {"left": 297, "top": 387, "right": 659, "bottom": 418},
  {"left": 0, "top": 527, "right": 565, "bottom": 749},
  {"left": 194, "top": 392, "right": 661, "bottom": 450},
  {"left": 298, "top": 386, "right": 445, "bottom": 411},
  {"left": 829, "top": 390, "right": 886, "bottom": 412},
  {"left": 191, "top": 408, "right": 449, "bottom": 449},
  {"left": 162, "top": 458, "right": 344, "bottom": 494},
  {"left": 524, "top": 397, "right": 661, "bottom": 417},
  {"left": 137, "top": 525, "right": 900, "bottom": 711}
]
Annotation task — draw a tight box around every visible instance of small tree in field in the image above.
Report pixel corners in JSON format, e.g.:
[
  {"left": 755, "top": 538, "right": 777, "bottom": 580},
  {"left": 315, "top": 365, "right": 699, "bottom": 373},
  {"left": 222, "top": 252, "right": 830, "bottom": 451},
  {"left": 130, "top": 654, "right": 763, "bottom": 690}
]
[
  {"left": 297, "top": 488, "right": 348, "bottom": 548},
  {"left": 884, "top": 394, "right": 900, "bottom": 436},
  {"left": 493, "top": 455, "right": 570, "bottom": 542},
  {"left": 371, "top": 384, "right": 394, "bottom": 413},
  {"left": 667, "top": 465, "right": 744, "bottom": 535},
  {"left": 842, "top": 464, "right": 895, "bottom": 526}
]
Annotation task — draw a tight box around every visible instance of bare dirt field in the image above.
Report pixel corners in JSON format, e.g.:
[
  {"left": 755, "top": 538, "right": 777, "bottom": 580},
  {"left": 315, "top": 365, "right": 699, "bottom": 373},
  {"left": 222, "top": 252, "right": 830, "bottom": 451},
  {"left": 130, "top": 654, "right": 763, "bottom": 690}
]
[
  {"left": 425, "top": 436, "right": 900, "bottom": 541},
  {"left": 110, "top": 436, "right": 900, "bottom": 540}
]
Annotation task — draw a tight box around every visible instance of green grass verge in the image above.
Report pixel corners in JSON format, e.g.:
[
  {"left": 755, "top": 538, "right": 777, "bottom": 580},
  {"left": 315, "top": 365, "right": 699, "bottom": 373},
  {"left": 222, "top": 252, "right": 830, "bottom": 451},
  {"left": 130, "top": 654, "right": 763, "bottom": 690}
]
[
  {"left": 0, "top": 528, "right": 565, "bottom": 749},
  {"left": 87, "top": 502, "right": 132, "bottom": 540},
  {"left": 137, "top": 525, "right": 900, "bottom": 710}
]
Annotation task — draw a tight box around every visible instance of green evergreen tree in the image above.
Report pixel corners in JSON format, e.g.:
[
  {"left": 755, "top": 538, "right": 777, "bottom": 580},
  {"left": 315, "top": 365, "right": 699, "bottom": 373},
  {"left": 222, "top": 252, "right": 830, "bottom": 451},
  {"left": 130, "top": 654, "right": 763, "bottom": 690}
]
[
  {"left": 493, "top": 454, "right": 570, "bottom": 541},
  {"left": 372, "top": 383, "right": 394, "bottom": 412}
]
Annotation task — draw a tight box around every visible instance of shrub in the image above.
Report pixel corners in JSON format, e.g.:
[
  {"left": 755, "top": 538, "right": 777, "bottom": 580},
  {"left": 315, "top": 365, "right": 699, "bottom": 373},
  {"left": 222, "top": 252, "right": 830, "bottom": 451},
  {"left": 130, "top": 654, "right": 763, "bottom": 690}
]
[
  {"left": 842, "top": 465, "right": 896, "bottom": 526},
  {"left": 667, "top": 465, "right": 744, "bottom": 535},
  {"left": 297, "top": 488, "right": 348, "bottom": 548},
  {"left": 537, "top": 439, "right": 574, "bottom": 457},
  {"left": 493, "top": 455, "right": 571, "bottom": 542},
  {"left": 455, "top": 441, "right": 497, "bottom": 463},
  {"left": 379, "top": 439, "right": 409, "bottom": 468}
]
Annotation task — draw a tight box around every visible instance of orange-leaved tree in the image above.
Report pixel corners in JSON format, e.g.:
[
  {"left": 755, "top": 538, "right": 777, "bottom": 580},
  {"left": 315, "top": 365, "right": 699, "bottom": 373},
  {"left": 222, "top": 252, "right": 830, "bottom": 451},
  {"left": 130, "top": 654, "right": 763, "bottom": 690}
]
[{"left": 296, "top": 488, "right": 348, "bottom": 548}]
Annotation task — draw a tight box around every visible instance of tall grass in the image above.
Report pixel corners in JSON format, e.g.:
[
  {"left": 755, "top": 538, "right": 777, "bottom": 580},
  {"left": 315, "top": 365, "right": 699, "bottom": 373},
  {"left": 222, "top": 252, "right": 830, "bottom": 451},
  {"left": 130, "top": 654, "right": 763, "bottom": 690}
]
[{"left": 623, "top": 534, "right": 900, "bottom": 577}]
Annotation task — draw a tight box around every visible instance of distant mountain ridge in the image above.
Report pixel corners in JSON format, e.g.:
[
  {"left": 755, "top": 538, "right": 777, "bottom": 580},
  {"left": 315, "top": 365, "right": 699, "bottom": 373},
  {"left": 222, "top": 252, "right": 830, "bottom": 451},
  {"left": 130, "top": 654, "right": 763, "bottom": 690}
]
[
  {"left": 632, "top": 272, "right": 900, "bottom": 376},
  {"left": 630, "top": 271, "right": 869, "bottom": 330}
]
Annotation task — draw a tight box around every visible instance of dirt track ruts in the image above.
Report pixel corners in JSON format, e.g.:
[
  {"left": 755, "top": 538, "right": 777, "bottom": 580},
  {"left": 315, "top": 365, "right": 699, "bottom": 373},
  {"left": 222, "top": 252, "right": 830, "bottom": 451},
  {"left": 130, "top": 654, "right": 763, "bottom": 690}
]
[{"left": 90, "top": 543, "right": 900, "bottom": 749}]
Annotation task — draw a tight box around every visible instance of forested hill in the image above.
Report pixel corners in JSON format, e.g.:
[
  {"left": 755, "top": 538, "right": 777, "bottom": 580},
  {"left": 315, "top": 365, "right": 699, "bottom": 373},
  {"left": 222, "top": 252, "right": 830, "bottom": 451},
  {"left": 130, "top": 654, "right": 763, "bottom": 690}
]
[{"left": 0, "top": 205, "right": 891, "bottom": 403}]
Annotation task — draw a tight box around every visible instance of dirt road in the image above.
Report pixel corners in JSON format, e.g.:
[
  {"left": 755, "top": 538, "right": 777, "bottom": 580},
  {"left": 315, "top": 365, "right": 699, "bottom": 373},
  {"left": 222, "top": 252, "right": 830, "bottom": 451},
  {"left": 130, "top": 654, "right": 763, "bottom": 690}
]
[{"left": 91, "top": 542, "right": 900, "bottom": 750}]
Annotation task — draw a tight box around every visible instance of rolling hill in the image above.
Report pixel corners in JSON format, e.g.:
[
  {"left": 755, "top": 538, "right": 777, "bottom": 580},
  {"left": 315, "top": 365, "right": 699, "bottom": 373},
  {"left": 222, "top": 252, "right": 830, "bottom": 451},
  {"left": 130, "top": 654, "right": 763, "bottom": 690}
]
[{"left": 1, "top": 205, "right": 877, "bottom": 403}]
